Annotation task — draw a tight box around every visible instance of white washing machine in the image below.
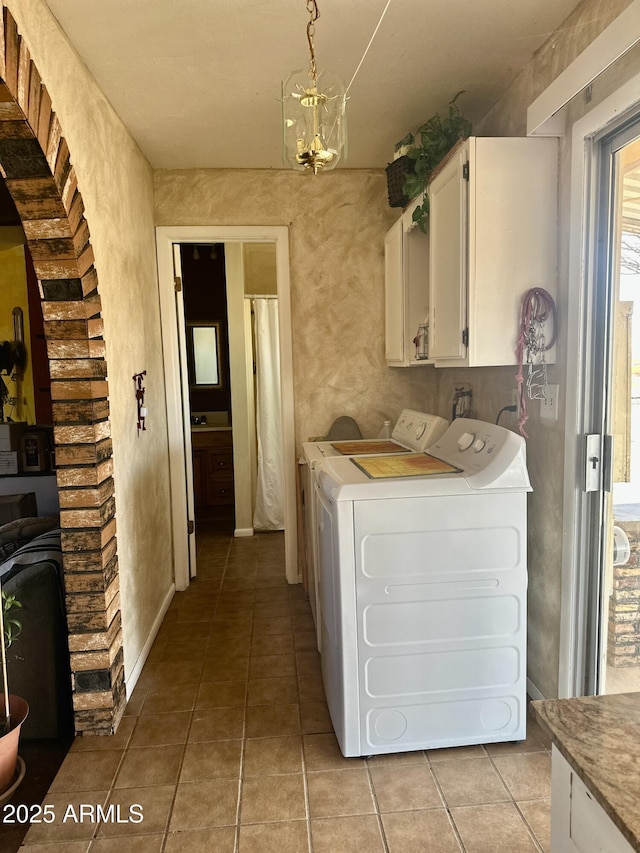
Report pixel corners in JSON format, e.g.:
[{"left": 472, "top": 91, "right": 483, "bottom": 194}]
[
  {"left": 315, "top": 417, "right": 531, "bottom": 757},
  {"left": 301, "top": 410, "right": 448, "bottom": 650}
]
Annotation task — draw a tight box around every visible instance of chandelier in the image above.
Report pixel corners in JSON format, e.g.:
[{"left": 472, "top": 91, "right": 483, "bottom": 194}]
[{"left": 282, "top": 0, "right": 347, "bottom": 174}]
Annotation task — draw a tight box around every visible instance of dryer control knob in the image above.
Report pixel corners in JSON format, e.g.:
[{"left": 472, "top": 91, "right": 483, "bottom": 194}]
[{"left": 457, "top": 432, "right": 475, "bottom": 451}]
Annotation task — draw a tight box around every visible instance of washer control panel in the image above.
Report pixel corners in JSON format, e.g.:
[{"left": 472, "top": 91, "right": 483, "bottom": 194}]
[
  {"left": 456, "top": 432, "right": 488, "bottom": 454},
  {"left": 392, "top": 410, "right": 448, "bottom": 451},
  {"left": 429, "top": 418, "right": 516, "bottom": 475}
]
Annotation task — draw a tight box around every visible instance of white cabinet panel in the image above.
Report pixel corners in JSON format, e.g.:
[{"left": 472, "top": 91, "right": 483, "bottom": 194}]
[
  {"left": 384, "top": 196, "right": 430, "bottom": 367},
  {"left": 428, "top": 137, "right": 558, "bottom": 368},
  {"left": 428, "top": 144, "right": 468, "bottom": 360},
  {"left": 384, "top": 218, "right": 405, "bottom": 363}
]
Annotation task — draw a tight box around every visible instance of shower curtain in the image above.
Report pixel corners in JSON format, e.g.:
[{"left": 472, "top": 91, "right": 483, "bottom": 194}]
[{"left": 252, "top": 297, "right": 285, "bottom": 530}]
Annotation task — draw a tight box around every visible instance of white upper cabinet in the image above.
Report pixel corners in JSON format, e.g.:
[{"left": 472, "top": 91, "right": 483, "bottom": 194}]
[
  {"left": 427, "top": 137, "right": 558, "bottom": 367},
  {"left": 384, "top": 196, "right": 430, "bottom": 367}
]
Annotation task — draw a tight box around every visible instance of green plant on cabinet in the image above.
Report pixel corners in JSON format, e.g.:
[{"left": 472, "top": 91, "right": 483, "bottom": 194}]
[{"left": 402, "top": 92, "right": 472, "bottom": 232}]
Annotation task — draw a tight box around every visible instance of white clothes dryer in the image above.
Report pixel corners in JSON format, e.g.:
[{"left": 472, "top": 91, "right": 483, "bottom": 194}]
[
  {"left": 301, "top": 410, "right": 448, "bottom": 650},
  {"left": 315, "top": 417, "right": 531, "bottom": 757}
]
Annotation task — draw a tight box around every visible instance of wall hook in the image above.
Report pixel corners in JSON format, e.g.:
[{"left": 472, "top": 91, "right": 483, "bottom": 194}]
[{"left": 133, "top": 371, "right": 147, "bottom": 434}]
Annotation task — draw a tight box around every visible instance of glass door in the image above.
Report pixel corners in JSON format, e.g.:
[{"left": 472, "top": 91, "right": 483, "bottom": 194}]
[{"left": 591, "top": 119, "right": 640, "bottom": 695}]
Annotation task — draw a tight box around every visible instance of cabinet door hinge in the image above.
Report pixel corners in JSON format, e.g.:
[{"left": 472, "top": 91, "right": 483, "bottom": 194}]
[
  {"left": 462, "top": 327, "right": 469, "bottom": 347},
  {"left": 187, "top": 519, "right": 195, "bottom": 535},
  {"left": 174, "top": 275, "right": 182, "bottom": 293},
  {"left": 462, "top": 161, "right": 470, "bottom": 181}
]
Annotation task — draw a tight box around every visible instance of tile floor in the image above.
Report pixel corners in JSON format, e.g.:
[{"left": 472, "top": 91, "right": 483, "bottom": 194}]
[{"left": 16, "top": 524, "right": 552, "bottom": 852}]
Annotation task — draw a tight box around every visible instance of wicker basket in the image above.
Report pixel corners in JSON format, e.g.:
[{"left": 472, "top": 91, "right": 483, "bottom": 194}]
[{"left": 385, "top": 155, "right": 415, "bottom": 208}]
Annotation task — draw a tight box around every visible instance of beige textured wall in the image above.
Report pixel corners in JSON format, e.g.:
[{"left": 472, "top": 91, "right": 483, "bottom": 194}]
[
  {"left": 7, "top": 1, "right": 174, "bottom": 682},
  {"left": 154, "top": 169, "right": 444, "bottom": 445},
  {"left": 453, "top": 0, "right": 636, "bottom": 699}
]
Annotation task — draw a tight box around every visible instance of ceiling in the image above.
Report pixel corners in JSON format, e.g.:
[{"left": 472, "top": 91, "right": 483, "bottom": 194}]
[{"left": 43, "top": 0, "right": 581, "bottom": 171}]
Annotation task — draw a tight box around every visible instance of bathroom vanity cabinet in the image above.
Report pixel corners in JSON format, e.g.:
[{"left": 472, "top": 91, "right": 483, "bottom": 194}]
[{"left": 192, "top": 428, "right": 234, "bottom": 508}]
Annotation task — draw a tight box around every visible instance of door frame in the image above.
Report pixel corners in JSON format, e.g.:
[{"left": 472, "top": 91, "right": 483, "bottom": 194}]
[
  {"left": 559, "top": 72, "right": 640, "bottom": 698},
  {"left": 523, "top": 0, "right": 640, "bottom": 699},
  {"left": 156, "top": 225, "right": 297, "bottom": 588}
]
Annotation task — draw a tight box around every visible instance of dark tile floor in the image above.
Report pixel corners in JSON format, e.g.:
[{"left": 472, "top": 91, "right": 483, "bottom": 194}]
[
  {"left": 8, "top": 522, "right": 551, "bottom": 852},
  {"left": 1, "top": 735, "right": 73, "bottom": 852}
]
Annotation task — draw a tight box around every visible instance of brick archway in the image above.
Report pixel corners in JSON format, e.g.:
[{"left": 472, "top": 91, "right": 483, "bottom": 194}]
[{"left": 0, "top": 9, "right": 123, "bottom": 734}]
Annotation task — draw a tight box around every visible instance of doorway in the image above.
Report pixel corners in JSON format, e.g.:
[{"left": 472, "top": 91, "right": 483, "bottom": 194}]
[
  {"left": 589, "top": 120, "right": 640, "bottom": 695},
  {"left": 178, "top": 242, "right": 235, "bottom": 530},
  {"left": 155, "top": 226, "right": 297, "bottom": 588}
]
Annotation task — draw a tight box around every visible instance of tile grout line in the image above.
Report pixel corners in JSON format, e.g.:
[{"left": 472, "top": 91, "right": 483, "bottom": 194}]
[
  {"left": 296, "top": 591, "right": 315, "bottom": 853},
  {"left": 233, "top": 545, "right": 254, "bottom": 853},
  {"left": 363, "top": 758, "right": 391, "bottom": 853},
  {"left": 485, "top": 748, "right": 547, "bottom": 852},
  {"left": 513, "top": 800, "right": 546, "bottom": 853},
  {"left": 424, "top": 750, "right": 468, "bottom": 852}
]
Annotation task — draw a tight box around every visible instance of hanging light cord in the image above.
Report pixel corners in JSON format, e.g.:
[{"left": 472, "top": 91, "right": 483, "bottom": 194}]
[
  {"left": 302, "top": 0, "right": 392, "bottom": 95},
  {"left": 346, "top": 0, "right": 392, "bottom": 96}
]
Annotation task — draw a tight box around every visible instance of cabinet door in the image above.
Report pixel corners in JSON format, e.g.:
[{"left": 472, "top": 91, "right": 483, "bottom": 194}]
[
  {"left": 384, "top": 218, "right": 405, "bottom": 364},
  {"left": 428, "top": 144, "right": 468, "bottom": 361},
  {"left": 208, "top": 476, "right": 234, "bottom": 505},
  {"left": 384, "top": 208, "right": 430, "bottom": 367},
  {"left": 209, "top": 451, "right": 233, "bottom": 475},
  {"left": 403, "top": 216, "right": 429, "bottom": 363},
  {"left": 551, "top": 747, "right": 634, "bottom": 853}
]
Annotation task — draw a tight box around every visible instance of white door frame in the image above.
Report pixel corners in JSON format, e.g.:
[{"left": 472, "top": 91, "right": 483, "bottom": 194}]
[
  {"left": 523, "top": 2, "right": 640, "bottom": 698},
  {"left": 559, "top": 75, "right": 640, "bottom": 698},
  {"left": 156, "top": 225, "right": 298, "bottom": 588}
]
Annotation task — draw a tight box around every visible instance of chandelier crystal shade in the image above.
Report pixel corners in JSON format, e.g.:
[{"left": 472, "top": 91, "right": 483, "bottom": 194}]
[{"left": 282, "top": 1, "right": 347, "bottom": 174}]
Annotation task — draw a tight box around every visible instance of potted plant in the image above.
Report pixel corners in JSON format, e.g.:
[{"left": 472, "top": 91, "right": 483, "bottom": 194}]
[
  {"left": 0, "top": 583, "right": 28, "bottom": 796},
  {"left": 401, "top": 91, "right": 472, "bottom": 232}
]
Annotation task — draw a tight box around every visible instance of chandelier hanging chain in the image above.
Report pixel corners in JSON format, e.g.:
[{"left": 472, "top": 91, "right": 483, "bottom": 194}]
[{"left": 306, "top": 0, "right": 319, "bottom": 83}]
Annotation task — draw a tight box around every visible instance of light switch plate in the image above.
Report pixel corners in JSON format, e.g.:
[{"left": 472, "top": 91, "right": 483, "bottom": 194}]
[{"left": 540, "top": 384, "right": 559, "bottom": 420}]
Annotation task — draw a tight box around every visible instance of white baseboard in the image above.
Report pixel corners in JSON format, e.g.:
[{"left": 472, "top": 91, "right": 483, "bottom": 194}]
[
  {"left": 234, "top": 527, "right": 254, "bottom": 537},
  {"left": 125, "top": 583, "right": 175, "bottom": 700},
  {"left": 527, "top": 676, "right": 546, "bottom": 701}
]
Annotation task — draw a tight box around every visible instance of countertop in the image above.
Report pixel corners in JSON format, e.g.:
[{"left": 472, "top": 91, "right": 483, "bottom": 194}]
[{"left": 531, "top": 692, "right": 640, "bottom": 850}]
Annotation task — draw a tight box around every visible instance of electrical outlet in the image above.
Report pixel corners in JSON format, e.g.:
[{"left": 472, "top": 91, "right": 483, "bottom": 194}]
[
  {"left": 511, "top": 389, "right": 520, "bottom": 417},
  {"left": 540, "top": 384, "right": 559, "bottom": 420}
]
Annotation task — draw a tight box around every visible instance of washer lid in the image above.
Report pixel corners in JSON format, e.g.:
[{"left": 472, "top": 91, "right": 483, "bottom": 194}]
[{"left": 317, "top": 456, "right": 471, "bottom": 501}]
